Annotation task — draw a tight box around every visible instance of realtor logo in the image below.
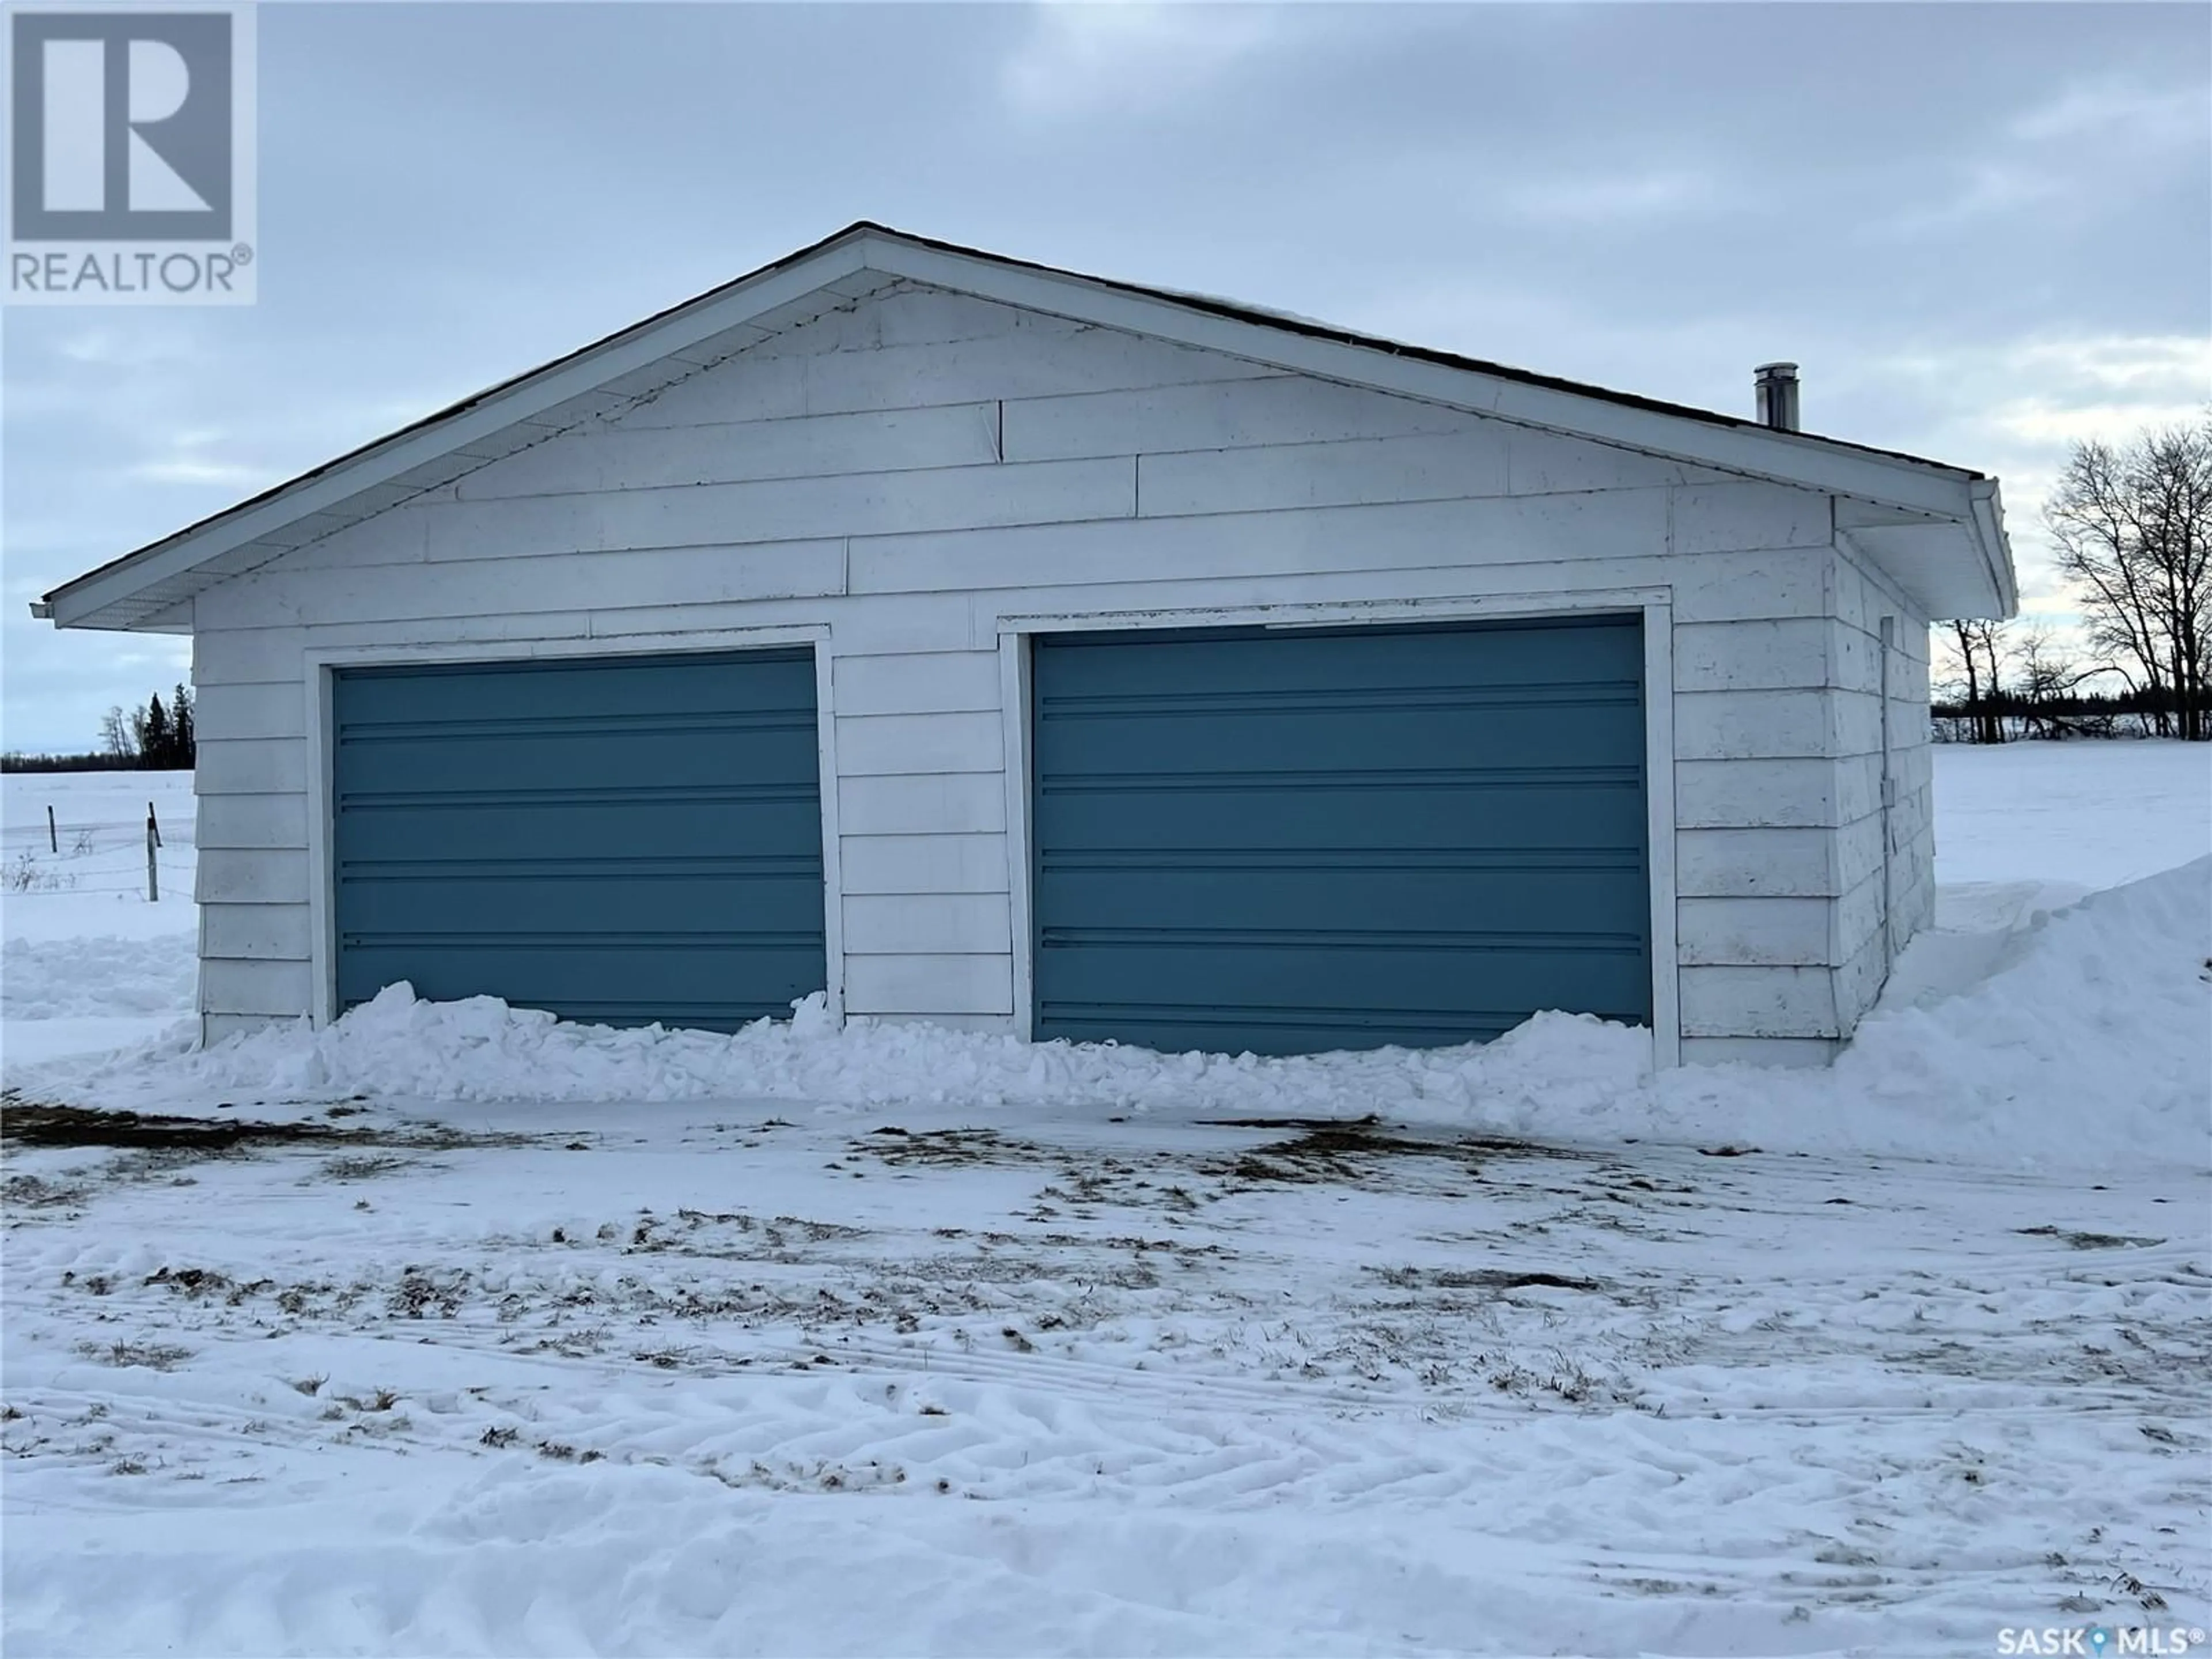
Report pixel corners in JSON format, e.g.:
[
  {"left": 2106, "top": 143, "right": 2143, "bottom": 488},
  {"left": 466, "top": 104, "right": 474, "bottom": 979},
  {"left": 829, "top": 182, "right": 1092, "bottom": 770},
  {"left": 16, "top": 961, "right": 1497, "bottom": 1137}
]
[{"left": 6, "top": 4, "right": 257, "bottom": 304}]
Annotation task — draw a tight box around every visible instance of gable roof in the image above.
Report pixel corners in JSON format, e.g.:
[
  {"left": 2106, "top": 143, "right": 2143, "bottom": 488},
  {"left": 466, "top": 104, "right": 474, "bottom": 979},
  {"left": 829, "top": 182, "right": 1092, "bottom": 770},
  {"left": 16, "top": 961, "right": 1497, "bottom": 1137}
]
[{"left": 36, "top": 220, "right": 2016, "bottom": 630}]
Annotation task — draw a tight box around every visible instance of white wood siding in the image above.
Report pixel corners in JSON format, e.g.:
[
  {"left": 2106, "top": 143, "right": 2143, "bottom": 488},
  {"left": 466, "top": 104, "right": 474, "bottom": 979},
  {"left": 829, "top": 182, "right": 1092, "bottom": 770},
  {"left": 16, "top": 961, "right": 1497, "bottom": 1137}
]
[
  {"left": 1658, "top": 518, "right": 1940, "bottom": 1060},
  {"left": 187, "top": 278, "right": 1870, "bottom": 1058},
  {"left": 1827, "top": 536, "right": 1937, "bottom": 1036}
]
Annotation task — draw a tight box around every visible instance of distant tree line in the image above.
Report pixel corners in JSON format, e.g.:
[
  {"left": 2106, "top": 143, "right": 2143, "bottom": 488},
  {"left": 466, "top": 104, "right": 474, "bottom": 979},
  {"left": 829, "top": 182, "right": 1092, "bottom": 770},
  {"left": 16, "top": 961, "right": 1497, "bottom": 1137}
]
[
  {"left": 1931, "top": 664, "right": 2192, "bottom": 743},
  {"left": 0, "top": 685, "right": 196, "bottom": 772},
  {"left": 0, "top": 751, "right": 143, "bottom": 773},
  {"left": 1938, "top": 416, "right": 2210, "bottom": 743}
]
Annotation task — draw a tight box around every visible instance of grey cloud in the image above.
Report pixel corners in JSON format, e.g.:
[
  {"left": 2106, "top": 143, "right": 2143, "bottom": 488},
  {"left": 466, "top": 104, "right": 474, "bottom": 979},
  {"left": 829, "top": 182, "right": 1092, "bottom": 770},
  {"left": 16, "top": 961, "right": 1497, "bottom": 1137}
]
[{"left": 4, "top": 1, "right": 2203, "bottom": 752}]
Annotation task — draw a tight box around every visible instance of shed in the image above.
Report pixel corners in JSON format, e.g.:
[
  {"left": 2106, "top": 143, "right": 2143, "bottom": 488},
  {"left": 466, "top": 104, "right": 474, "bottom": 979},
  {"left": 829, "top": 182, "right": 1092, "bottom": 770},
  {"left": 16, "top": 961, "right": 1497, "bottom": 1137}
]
[{"left": 37, "top": 223, "right": 2019, "bottom": 1066}]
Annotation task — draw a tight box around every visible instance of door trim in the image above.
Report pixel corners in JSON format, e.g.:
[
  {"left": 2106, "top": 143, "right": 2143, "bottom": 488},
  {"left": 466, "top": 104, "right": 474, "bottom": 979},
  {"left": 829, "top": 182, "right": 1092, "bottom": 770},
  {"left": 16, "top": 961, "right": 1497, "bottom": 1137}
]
[
  {"left": 995, "top": 589, "right": 1678, "bottom": 1064},
  {"left": 302, "top": 625, "right": 840, "bottom": 1032}
]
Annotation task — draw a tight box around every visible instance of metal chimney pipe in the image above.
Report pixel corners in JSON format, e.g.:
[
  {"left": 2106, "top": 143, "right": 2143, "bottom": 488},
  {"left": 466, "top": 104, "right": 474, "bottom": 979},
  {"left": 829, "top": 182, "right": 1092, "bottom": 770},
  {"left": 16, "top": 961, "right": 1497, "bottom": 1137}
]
[{"left": 1755, "top": 362, "right": 1800, "bottom": 432}]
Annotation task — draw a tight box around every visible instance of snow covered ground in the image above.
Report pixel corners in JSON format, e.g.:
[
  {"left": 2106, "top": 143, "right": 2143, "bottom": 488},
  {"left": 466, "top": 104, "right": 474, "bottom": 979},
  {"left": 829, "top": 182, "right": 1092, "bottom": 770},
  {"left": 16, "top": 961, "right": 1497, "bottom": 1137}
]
[
  {"left": 1, "top": 770, "right": 197, "bottom": 1069},
  {"left": 3, "top": 745, "right": 2207, "bottom": 1657}
]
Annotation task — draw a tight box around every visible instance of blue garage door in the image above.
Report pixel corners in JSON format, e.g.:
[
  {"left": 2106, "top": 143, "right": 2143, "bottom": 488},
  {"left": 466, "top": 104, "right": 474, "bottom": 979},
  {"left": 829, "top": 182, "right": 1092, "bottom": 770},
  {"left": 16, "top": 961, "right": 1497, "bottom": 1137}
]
[
  {"left": 332, "top": 650, "right": 825, "bottom": 1031},
  {"left": 1031, "top": 616, "right": 1650, "bottom": 1055}
]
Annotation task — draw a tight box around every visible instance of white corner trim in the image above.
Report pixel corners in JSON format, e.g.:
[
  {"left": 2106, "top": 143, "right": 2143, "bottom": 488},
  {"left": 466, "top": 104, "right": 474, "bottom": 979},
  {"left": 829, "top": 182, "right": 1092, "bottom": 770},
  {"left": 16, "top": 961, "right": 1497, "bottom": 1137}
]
[
  {"left": 304, "top": 662, "right": 336, "bottom": 1027},
  {"left": 811, "top": 636, "right": 847, "bottom": 1029},
  {"left": 1642, "top": 600, "right": 1681, "bottom": 1070},
  {"left": 999, "top": 631, "right": 1036, "bottom": 1043}
]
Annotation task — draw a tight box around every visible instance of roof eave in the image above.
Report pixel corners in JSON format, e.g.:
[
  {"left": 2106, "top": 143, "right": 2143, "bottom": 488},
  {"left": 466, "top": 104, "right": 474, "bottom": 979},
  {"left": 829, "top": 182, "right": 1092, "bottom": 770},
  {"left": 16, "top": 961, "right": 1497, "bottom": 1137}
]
[
  {"left": 1835, "top": 478, "right": 2016, "bottom": 622},
  {"left": 41, "top": 220, "right": 2012, "bottom": 631},
  {"left": 40, "top": 228, "right": 880, "bottom": 629}
]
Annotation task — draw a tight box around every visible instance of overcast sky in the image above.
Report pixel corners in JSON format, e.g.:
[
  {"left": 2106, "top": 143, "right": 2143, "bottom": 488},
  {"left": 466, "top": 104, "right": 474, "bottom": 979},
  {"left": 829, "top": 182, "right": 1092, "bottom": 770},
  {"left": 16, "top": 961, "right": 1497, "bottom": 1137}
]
[{"left": 4, "top": 1, "right": 2206, "bottom": 755}]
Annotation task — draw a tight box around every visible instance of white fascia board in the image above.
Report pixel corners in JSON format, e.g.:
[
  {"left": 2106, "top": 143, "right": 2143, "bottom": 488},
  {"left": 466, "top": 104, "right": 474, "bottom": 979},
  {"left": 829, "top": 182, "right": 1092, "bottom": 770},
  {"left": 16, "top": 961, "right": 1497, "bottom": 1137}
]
[
  {"left": 47, "top": 239, "right": 874, "bottom": 628},
  {"left": 1969, "top": 479, "right": 2018, "bottom": 618},
  {"left": 861, "top": 235, "right": 1988, "bottom": 525}
]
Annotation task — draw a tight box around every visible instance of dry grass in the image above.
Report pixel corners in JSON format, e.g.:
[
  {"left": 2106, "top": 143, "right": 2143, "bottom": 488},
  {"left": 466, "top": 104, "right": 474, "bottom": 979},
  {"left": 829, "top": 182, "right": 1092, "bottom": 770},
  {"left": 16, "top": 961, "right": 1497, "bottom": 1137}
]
[
  {"left": 1200, "top": 1117, "right": 1582, "bottom": 1188},
  {"left": 2, "top": 1173, "right": 90, "bottom": 1210},
  {"left": 2017, "top": 1225, "right": 2165, "bottom": 1250},
  {"left": 851, "top": 1127, "right": 1051, "bottom": 1168},
  {"left": 77, "top": 1339, "right": 194, "bottom": 1372},
  {"left": 317, "top": 1154, "right": 411, "bottom": 1182}
]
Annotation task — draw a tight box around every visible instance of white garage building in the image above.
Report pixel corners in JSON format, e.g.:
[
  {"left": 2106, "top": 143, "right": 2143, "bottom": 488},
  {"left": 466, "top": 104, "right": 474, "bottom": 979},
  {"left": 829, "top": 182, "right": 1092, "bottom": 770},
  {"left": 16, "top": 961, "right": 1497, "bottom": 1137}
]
[{"left": 37, "top": 224, "right": 2017, "bottom": 1067}]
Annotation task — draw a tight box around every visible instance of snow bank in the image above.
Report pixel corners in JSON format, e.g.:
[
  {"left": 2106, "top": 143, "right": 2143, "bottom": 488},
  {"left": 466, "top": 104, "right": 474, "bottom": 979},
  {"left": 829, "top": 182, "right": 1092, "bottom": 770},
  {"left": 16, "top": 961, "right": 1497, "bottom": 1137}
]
[
  {"left": 1, "top": 932, "right": 196, "bottom": 1019},
  {"left": 1820, "top": 854, "right": 2210, "bottom": 1166},
  {"left": 1642, "top": 857, "right": 2212, "bottom": 1170},
  {"left": 27, "top": 983, "right": 1655, "bottom": 1134},
  {"left": 20, "top": 859, "right": 2208, "bottom": 1173}
]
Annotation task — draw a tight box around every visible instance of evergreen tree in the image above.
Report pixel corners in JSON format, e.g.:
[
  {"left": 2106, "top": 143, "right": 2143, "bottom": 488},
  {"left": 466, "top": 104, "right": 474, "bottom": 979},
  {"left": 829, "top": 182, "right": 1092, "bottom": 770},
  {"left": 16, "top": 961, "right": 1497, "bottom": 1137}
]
[
  {"left": 141, "top": 694, "right": 172, "bottom": 768},
  {"left": 170, "top": 683, "right": 195, "bottom": 767}
]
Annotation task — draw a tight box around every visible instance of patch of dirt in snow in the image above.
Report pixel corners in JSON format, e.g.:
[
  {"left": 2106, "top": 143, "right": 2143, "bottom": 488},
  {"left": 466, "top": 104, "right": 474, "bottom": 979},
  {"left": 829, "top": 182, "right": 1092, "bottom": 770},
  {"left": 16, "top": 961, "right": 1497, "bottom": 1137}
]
[
  {"left": 3, "top": 1108, "right": 2206, "bottom": 1656},
  {"left": 850, "top": 1126, "right": 1055, "bottom": 1168},
  {"left": 2016, "top": 1224, "right": 2168, "bottom": 1251},
  {"left": 1, "top": 1098, "right": 548, "bottom": 1157},
  {"left": 1200, "top": 1117, "right": 1590, "bottom": 1188},
  {"left": 2, "top": 1100, "right": 377, "bottom": 1152}
]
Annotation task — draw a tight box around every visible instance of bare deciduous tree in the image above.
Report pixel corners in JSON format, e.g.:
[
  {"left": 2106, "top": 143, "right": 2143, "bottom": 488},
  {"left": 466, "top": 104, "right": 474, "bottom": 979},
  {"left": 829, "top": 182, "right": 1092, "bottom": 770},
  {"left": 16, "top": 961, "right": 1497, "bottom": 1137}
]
[
  {"left": 1941, "top": 618, "right": 2010, "bottom": 743},
  {"left": 2047, "top": 416, "right": 2212, "bottom": 740},
  {"left": 97, "top": 705, "right": 137, "bottom": 760},
  {"left": 2014, "top": 625, "right": 2099, "bottom": 740}
]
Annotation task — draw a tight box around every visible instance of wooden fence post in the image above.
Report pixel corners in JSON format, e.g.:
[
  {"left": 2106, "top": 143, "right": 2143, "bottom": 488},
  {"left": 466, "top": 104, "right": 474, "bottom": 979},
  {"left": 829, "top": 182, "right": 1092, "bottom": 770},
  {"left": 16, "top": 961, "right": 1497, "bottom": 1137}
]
[
  {"left": 47, "top": 805, "right": 56, "bottom": 854},
  {"left": 147, "top": 809, "right": 160, "bottom": 902}
]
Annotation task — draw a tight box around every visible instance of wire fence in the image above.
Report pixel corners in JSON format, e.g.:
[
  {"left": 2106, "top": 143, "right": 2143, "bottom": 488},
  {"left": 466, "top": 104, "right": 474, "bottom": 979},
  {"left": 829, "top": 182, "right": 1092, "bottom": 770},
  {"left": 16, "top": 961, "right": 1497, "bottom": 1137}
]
[
  {"left": 3, "top": 831, "right": 196, "bottom": 855},
  {"left": 4, "top": 839, "right": 196, "bottom": 899},
  {"left": 4, "top": 881, "right": 191, "bottom": 899},
  {"left": 3, "top": 786, "right": 199, "bottom": 904},
  {"left": 5, "top": 872, "right": 196, "bottom": 897}
]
